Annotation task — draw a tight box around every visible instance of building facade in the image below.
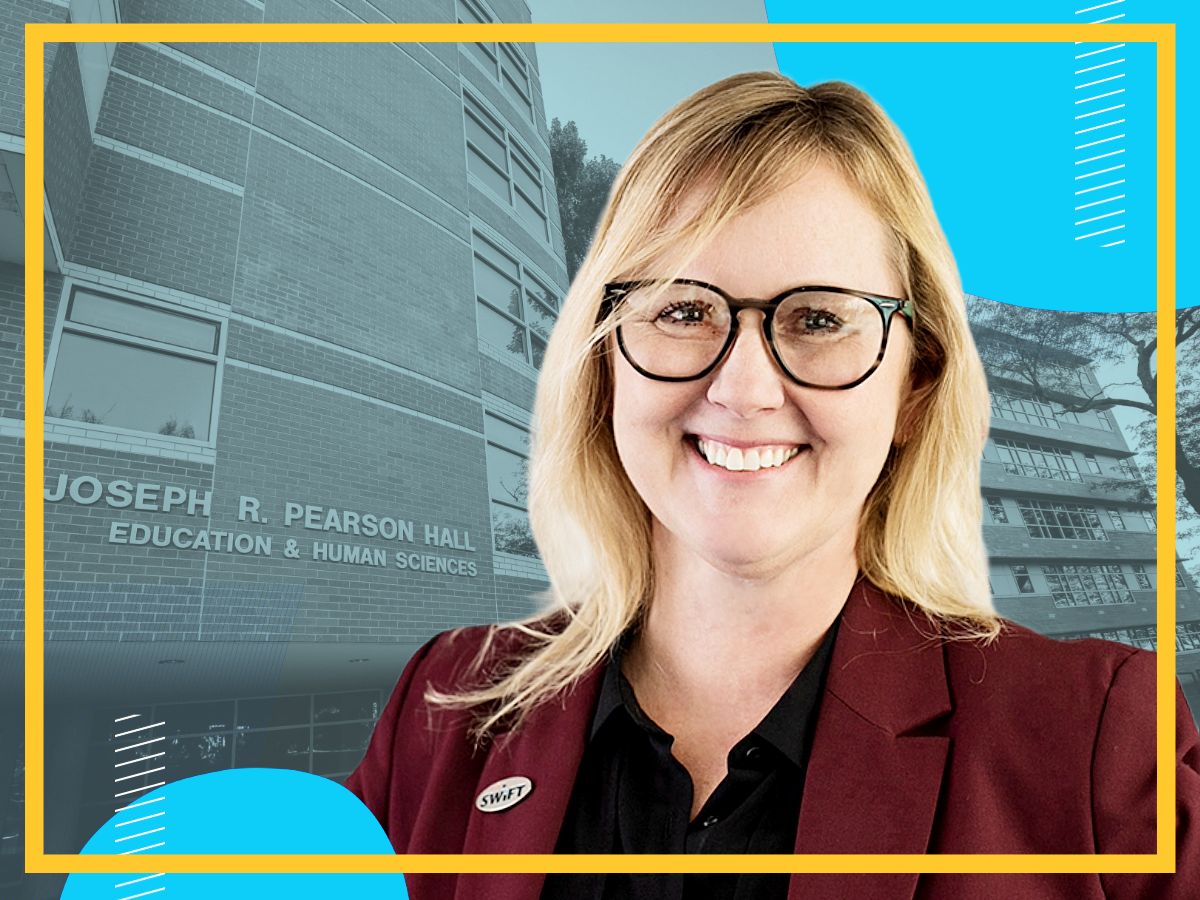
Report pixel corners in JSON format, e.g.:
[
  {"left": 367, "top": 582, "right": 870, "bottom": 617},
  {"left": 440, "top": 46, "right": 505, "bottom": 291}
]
[
  {"left": 2, "top": 0, "right": 564, "bottom": 892},
  {"left": 974, "top": 325, "right": 1200, "bottom": 715}
]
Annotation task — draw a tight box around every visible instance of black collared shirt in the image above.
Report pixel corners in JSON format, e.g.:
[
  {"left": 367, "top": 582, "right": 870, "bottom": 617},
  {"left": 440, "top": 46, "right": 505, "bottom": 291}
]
[{"left": 541, "top": 618, "right": 840, "bottom": 900}]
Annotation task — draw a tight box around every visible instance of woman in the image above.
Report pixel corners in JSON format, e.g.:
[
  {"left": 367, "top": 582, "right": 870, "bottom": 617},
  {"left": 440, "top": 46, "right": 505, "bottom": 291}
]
[{"left": 348, "top": 73, "right": 1199, "bottom": 899}]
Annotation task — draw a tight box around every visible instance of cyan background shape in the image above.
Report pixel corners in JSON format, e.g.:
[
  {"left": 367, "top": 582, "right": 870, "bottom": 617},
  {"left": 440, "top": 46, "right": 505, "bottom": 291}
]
[
  {"left": 61, "top": 769, "right": 407, "bottom": 898},
  {"left": 764, "top": 1, "right": 1185, "bottom": 312}
]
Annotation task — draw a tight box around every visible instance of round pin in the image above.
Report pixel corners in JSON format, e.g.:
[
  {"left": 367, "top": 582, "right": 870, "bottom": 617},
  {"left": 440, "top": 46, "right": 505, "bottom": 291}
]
[{"left": 475, "top": 776, "right": 534, "bottom": 813}]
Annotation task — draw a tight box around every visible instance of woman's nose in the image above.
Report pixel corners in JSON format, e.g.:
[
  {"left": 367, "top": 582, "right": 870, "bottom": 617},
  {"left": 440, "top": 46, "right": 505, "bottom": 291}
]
[{"left": 705, "top": 310, "right": 787, "bottom": 414}]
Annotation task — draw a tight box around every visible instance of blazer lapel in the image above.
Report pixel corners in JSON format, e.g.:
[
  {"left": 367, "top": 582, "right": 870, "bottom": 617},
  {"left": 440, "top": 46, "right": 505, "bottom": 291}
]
[
  {"left": 454, "top": 663, "right": 605, "bottom": 900},
  {"left": 791, "top": 582, "right": 953, "bottom": 900}
]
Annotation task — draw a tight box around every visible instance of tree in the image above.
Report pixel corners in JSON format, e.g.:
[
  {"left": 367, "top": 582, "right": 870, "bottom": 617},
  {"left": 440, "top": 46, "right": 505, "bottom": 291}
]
[
  {"left": 966, "top": 296, "right": 1200, "bottom": 573},
  {"left": 548, "top": 118, "right": 621, "bottom": 282}
]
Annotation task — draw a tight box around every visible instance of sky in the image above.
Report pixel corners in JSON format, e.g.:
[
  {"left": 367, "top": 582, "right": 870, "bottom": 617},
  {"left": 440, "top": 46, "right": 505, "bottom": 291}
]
[{"left": 526, "top": 0, "right": 776, "bottom": 162}]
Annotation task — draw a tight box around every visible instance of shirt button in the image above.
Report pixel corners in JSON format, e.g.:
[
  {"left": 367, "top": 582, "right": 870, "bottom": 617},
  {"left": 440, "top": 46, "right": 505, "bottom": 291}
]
[
  {"left": 702, "top": 815, "right": 720, "bottom": 828},
  {"left": 744, "top": 745, "right": 764, "bottom": 762}
]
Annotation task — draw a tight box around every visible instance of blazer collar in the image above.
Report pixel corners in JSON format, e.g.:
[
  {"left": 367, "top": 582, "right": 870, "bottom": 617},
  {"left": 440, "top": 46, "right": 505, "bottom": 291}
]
[
  {"left": 790, "top": 580, "right": 952, "bottom": 900},
  {"left": 455, "top": 581, "right": 952, "bottom": 900}
]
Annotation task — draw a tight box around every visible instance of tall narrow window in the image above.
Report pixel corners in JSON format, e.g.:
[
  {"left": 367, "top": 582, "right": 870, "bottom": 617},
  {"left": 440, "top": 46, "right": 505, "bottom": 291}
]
[
  {"left": 1141, "top": 510, "right": 1157, "bottom": 533},
  {"left": 484, "top": 412, "right": 537, "bottom": 557},
  {"left": 1131, "top": 564, "right": 1152, "bottom": 590},
  {"left": 463, "top": 92, "right": 549, "bottom": 240},
  {"left": 1010, "top": 565, "right": 1034, "bottom": 593},
  {"left": 1106, "top": 507, "right": 1126, "bottom": 530},
  {"left": 46, "top": 288, "right": 221, "bottom": 441},
  {"left": 1083, "top": 452, "right": 1102, "bottom": 475},
  {"left": 472, "top": 234, "right": 559, "bottom": 371},
  {"left": 985, "top": 496, "right": 1009, "bottom": 524}
]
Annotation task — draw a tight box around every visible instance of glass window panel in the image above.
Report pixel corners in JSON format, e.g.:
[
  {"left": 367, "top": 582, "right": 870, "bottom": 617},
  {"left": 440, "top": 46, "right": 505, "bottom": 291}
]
[
  {"left": 467, "top": 146, "right": 511, "bottom": 200},
  {"left": 530, "top": 333, "right": 547, "bottom": 369},
  {"left": 237, "top": 694, "right": 311, "bottom": 730},
  {"left": 985, "top": 496, "right": 1008, "bottom": 524},
  {"left": 474, "top": 236, "right": 519, "bottom": 279},
  {"left": 312, "top": 722, "right": 375, "bottom": 775},
  {"left": 70, "top": 292, "right": 218, "bottom": 353},
  {"left": 524, "top": 273, "right": 557, "bottom": 311},
  {"left": 476, "top": 301, "right": 526, "bottom": 365},
  {"left": 513, "top": 162, "right": 543, "bottom": 211},
  {"left": 464, "top": 94, "right": 503, "bottom": 136},
  {"left": 165, "top": 733, "right": 231, "bottom": 782},
  {"left": 524, "top": 293, "right": 555, "bottom": 340},
  {"left": 484, "top": 413, "right": 531, "bottom": 454},
  {"left": 473, "top": 256, "right": 522, "bottom": 318},
  {"left": 465, "top": 112, "right": 506, "bottom": 169},
  {"left": 456, "top": 0, "right": 489, "bottom": 23},
  {"left": 313, "top": 691, "right": 379, "bottom": 723},
  {"left": 500, "top": 43, "right": 526, "bottom": 76},
  {"left": 235, "top": 727, "right": 310, "bottom": 772},
  {"left": 465, "top": 41, "right": 497, "bottom": 75},
  {"left": 486, "top": 443, "right": 528, "bottom": 507},
  {"left": 502, "top": 72, "right": 534, "bottom": 120},
  {"left": 491, "top": 501, "right": 538, "bottom": 557},
  {"left": 515, "top": 190, "right": 547, "bottom": 237},
  {"left": 158, "top": 701, "right": 234, "bottom": 736},
  {"left": 48, "top": 332, "right": 215, "bottom": 440},
  {"left": 1084, "top": 453, "right": 1102, "bottom": 474}
]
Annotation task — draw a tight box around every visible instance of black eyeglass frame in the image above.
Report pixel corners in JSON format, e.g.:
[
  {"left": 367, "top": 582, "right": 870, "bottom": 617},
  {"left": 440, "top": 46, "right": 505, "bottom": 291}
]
[{"left": 602, "top": 279, "right": 915, "bottom": 391}]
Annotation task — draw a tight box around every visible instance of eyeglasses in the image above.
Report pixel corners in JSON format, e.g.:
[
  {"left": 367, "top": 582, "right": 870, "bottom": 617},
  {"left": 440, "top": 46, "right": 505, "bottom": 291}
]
[{"left": 602, "top": 279, "right": 914, "bottom": 390}]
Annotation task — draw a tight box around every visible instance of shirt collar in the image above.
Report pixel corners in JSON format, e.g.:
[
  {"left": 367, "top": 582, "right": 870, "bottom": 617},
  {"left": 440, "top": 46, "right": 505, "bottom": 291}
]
[{"left": 589, "top": 615, "right": 842, "bottom": 769}]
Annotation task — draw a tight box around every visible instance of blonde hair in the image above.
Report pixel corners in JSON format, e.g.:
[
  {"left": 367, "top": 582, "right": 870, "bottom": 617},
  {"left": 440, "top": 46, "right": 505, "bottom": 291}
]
[{"left": 434, "top": 73, "right": 998, "bottom": 736}]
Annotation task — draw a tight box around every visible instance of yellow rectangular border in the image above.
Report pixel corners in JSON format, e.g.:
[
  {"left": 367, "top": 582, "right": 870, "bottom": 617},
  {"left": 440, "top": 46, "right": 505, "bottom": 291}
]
[{"left": 23, "top": 21, "right": 1176, "bottom": 875}]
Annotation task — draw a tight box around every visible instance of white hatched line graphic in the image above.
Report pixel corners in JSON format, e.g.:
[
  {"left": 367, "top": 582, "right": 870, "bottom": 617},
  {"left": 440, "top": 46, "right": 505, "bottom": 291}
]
[
  {"left": 1073, "top": 23, "right": 1127, "bottom": 249},
  {"left": 111, "top": 718, "right": 166, "bottom": 883}
]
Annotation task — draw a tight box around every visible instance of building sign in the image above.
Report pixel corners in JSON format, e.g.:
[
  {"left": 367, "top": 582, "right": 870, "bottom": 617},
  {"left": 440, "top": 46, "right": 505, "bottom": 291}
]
[{"left": 45, "top": 473, "right": 480, "bottom": 577}]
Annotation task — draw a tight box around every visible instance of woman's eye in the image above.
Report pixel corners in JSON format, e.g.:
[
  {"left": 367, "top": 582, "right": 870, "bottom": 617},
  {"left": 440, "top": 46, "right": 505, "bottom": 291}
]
[
  {"left": 659, "top": 303, "right": 710, "bottom": 324},
  {"left": 783, "top": 308, "right": 843, "bottom": 335}
]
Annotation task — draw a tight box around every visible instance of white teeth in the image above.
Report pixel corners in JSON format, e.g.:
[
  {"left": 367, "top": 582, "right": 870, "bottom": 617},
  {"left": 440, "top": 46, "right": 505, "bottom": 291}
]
[{"left": 696, "top": 439, "right": 802, "bottom": 472}]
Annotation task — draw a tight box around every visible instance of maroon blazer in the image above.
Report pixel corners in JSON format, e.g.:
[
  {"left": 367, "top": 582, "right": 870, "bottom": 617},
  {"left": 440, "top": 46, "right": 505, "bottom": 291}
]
[{"left": 347, "top": 582, "right": 1200, "bottom": 900}]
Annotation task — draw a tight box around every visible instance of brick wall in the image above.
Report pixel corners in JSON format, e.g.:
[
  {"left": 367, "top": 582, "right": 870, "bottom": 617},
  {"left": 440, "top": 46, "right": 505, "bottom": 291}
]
[
  {"left": 44, "top": 41, "right": 92, "bottom": 257},
  {"left": 1, "top": 0, "right": 71, "bottom": 138}
]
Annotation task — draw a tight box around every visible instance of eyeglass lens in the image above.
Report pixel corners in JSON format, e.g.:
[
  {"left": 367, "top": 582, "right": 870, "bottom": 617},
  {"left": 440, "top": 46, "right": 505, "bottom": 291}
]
[{"left": 617, "top": 282, "right": 888, "bottom": 388}]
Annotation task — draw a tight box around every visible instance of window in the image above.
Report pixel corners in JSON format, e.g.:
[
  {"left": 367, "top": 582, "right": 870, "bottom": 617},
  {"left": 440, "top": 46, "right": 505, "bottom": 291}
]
[
  {"left": 456, "top": 0, "right": 536, "bottom": 123},
  {"left": 1063, "top": 627, "right": 1156, "bottom": 651},
  {"left": 75, "top": 691, "right": 378, "bottom": 849},
  {"left": 1010, "top": 565, "right": 1035, "bottom": 593},
  {"left": 1178, "top": 623, "right": 1200, "bottom": 652},
  {"left": 1131, "top": 565, "right": 1152, "bottom": 590},
  {"left": 1179, "top": 569, "right": 1188, "bottom": 588},
  {"left": 464, "top": 93, "right": 548, "bottom": 239},
  {"left": 1015, "top": 499, "right": 1106, "bottom": 541},
  {"left": 1106, "top": 507, "right": 1126, "bottom": 530},
  {"left": 993, "top": 439, "right": 1083, "bottom": 483},
  {"left": 1097, "top": 411, "right": 1113, "bottom": 431},
  {"left": 484, "top": 412, "right": 538, "bottom": 557},
  {"left": 1083, "top": 452, "right": 1102, "bottom": 475},
  {"left": 1141, "top": 509, "right": 1157, "bottom": 533},
  {"left": 1113, "top": 458, "right": 1137, "bottom": 479},
  {"left": 46, "top": 288, "right": 221, "bottom": 441},
  {"left": 472, "top": 233, "right": 558, "bottom": 370},
  {"left": 1042, "top": 564, "right": 1133, "bottom": 607},
  {"left": 985, "top": 496, "right": 1009, "bottom": 524},
  {"left": 989, "top": 388, "right": 1059, "bottom": 428}
]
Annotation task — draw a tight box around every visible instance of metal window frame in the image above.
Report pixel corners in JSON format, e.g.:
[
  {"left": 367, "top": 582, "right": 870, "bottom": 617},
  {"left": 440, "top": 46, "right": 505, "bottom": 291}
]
[
  {"left": 43, "top": 279, "right": 227, "bottom": 448},
  {"left": 471, "top": 231, "right": 558, "bottom": 371}
]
